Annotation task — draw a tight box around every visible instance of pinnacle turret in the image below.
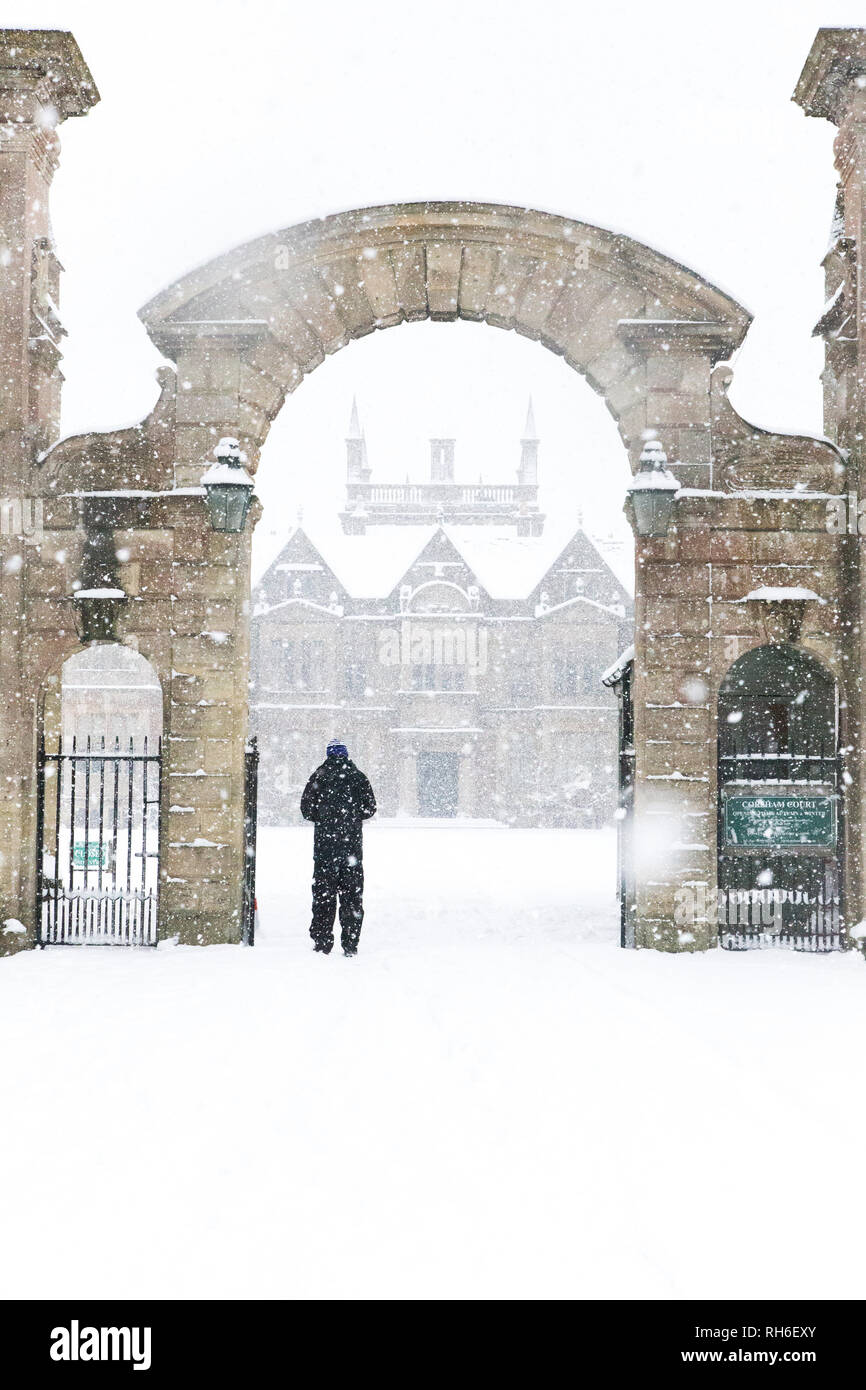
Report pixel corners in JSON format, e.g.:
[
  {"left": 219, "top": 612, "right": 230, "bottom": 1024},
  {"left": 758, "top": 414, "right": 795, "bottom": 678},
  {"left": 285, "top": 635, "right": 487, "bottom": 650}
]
[{"left": 518, "top": 397, "right": 539, "bottom": 488}]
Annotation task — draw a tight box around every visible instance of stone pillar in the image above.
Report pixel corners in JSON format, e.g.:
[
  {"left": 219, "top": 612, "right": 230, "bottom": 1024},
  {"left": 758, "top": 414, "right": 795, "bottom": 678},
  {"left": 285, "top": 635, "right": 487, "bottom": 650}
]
[
  {"left": 795, "top": 29, "right": 866, "bottom": 931},
  {"left": 0, "top": 530, "right": 31, "bottom": 946},
  {"left": 625, "top": 337, "right": 719, "bottom": 949},
  {"left": 0, "top": 32, "right": 97, "bottom": 954},
  {"left": 632, "top": 523, "right": 716, "bottom": 951},
  {"left": 19, "top": 484, "right": 260, "bottom": 949},
  {"left": 0, "top": 32, "right": 97, "bottom": 468},
  {"left": 156, "top": 495, "right": 259, "bottom": 944},
  {"left": 149, "top": 324, "right": 278, "bottom": 486},
  {"left": 625, "top": 315, "right": 786, "bottom": 949},
  {"left": 617, "top": 321, "right": 742, "bottom": 489}
]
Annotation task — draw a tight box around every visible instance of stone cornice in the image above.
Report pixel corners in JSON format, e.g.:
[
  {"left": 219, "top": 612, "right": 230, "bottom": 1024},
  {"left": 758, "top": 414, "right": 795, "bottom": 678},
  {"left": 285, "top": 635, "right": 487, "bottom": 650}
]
[
  {"left": 794, "top": 27, "right": 866, "bottom": 125},
  {"left": 0, "top": 30, "right": 99, "bottom": 120},
  {"left": 149, "top": 319, "right": 270, "bottom": 361},
  {"left": 617, "top": 318, "right": 742, "bottom": 362}
]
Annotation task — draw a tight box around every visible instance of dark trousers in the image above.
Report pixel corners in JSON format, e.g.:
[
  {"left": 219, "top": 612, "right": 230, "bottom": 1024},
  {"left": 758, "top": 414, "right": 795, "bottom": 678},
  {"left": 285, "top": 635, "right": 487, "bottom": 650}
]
[{"left": 310, "top": 855, "right": 364, "bottom": 952}]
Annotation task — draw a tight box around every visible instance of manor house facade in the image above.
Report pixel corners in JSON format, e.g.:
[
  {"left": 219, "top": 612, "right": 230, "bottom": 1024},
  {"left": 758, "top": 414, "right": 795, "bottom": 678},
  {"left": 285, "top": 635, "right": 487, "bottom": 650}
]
[{"left": 250, "top": 404, "right": 633, "bottom": 824}]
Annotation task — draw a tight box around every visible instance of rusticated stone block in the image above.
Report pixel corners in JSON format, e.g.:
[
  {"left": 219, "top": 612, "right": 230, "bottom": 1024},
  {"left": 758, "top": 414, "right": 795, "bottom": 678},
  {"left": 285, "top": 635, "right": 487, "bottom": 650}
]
[
  {"left": 646, "top": 634, "right": 711, "bottom": 671},
  {"left": 644, "top": 740, "right": 713, "bottom": 777},
  {"left": 643, "top": 563, "right": 711, "bottom": 597}
]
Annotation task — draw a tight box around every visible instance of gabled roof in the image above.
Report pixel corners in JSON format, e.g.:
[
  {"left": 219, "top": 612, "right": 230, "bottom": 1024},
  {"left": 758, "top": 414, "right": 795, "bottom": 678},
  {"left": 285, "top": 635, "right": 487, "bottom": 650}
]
[
  {"left": 535, "top": 593, "right": 625, "bottom": 621},
  {"left": 253, "top": 517, "right": 633, "bottom": 605},
  {"left": 254, "top": 596, "right": 343, "bottom": 619},
  {"left": 404, "top": 527, "right": 494, "bottom": 599},
  {"left": 526, "top": 526, "right": 632, "bottom": 608},
  {"left": 255, "top": 526, "right": 348, "bottom": 599}
]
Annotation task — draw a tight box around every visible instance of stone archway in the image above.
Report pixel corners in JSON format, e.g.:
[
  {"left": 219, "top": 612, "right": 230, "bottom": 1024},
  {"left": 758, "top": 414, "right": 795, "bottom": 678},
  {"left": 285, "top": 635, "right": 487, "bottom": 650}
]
[
  {"left": 10, "top": 205, "right": 849, "bottom": 952},
  {"left": 137, "top": 202, "right": 751, "bottom": 487},
  {"left": 126, "top": 201, "right": 759, "bottom": 948}
]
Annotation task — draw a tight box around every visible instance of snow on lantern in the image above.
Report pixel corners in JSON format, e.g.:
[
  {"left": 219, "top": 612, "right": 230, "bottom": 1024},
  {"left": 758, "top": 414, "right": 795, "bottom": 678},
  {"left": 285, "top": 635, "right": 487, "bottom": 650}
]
[
  {"left": 742, "top": 586, "right": 824, "bottom": 645},
  {"left": 201, "top": 437, "right": 255, "bottom": 533},
  {"left": 73, "top": 586, "right": 128, "bottom": 643},
  {"left": 625, "top": 436, "right": 680, "bottom": 537}
]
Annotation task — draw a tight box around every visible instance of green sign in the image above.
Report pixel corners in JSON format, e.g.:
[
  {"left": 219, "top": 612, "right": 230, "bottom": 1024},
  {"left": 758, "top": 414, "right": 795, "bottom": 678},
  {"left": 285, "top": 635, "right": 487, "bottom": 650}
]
[
  {"left": 72, "top": 843, "right": 109, "bottom": 869},
  {"left": 724, "top": 794, "right": 836, "bottom": 850}
]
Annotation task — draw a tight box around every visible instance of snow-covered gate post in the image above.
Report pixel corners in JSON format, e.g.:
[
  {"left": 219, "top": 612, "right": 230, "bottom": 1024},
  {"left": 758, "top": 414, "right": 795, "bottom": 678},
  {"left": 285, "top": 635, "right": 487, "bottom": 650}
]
[
  {"left": 795, "top": 27, "right": 866, "bottom": 942},
  {"left": 619, "top": 321, "right": 741, "bottom": 951},
  {"left": 160, "top": 487, "right": 259, "bottom": 947},
  {"left": 135, "top": 321, "right": 268, "bottom": 944},
  {"left": 23, "top": 351, "right": 258, "bottom": 947},
  {"left": 620, "top": 309, "right": 850, "bottom": 949},
  {"left": 0, "top": 32, "right": 97, "bottom": 954}
]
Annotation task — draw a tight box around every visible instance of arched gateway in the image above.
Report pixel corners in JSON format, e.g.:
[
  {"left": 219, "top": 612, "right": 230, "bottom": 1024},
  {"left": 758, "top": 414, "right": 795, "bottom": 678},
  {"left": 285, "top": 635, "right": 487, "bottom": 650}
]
[
  {"left": 135, "top": 201, "right": 751, "bottom": 480},
  {"left": 0, "top": 27, "right": 862, "bottom": 953}
]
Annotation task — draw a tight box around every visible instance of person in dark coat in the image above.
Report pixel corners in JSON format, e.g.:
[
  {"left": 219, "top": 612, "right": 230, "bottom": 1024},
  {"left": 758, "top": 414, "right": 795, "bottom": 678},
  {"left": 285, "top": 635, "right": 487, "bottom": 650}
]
[{"left": 300, "top": 740, "right": 377, "bottom": 956}]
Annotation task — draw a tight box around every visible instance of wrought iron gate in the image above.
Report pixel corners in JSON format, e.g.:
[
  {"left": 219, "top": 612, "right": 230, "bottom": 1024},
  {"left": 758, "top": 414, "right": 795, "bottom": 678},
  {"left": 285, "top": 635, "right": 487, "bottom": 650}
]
[
  {"left": 241, "top": 736, "right": 259, "bottom": 946},
  {"left": 715, "top": 853, "right": 842, "bottom": 952},
  {"left": 717, "top": 766, "right": 843, "bottom": 951},
  {"left": 602, "top": 645, "right": 635, "bottom": 947},
  {"left": 36, "top": 735, "right": 162, "bottom": 946}
]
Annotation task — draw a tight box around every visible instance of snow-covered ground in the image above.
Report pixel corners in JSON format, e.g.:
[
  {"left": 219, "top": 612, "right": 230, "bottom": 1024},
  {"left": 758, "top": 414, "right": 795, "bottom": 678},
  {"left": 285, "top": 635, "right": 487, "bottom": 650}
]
[{"left": 1, "top": 822, "right": 865, "bottom": 1300}]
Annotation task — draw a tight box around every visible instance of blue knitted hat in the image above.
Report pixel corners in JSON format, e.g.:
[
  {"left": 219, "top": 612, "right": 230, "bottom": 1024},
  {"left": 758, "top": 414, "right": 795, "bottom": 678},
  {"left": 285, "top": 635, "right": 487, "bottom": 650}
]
[{"left": 326, "top": 740, "right": 348, "bottom": 758}]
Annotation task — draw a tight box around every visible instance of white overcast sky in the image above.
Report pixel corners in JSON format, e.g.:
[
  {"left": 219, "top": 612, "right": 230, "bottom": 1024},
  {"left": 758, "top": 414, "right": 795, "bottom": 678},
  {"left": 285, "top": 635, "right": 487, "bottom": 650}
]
[{"left": 15, "top": 0, "right": 863, "bottom": 574}]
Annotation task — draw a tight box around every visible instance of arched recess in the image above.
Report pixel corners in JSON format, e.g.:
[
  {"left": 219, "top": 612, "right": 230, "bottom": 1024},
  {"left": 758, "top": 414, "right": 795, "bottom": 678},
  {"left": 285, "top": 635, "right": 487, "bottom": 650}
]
[
  {"left": 137, "top": 201, "right": 751, "bottom": 487},
  {"left": 717, "top": 644, "right": 843, "bottom": 951},
  {"left": 38, "top": 645, "right": 163, "bottom": 947}
]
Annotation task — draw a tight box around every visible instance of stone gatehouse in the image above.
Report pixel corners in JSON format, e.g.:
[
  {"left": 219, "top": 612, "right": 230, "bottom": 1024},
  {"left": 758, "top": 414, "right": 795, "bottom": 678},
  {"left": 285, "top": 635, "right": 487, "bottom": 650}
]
[{"left": 1, "top": 26, "right": 865, "bottom": 953}]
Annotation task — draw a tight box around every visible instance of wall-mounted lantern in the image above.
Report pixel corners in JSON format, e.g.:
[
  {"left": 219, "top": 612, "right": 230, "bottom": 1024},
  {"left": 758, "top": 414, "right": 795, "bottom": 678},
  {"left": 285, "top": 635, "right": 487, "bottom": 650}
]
[
  {"left": 201, "top": 437, "right": 255, "bottom": 533},
  {"left": 742, "top": 586, "right": 824, "bottom": 646},
  {"left": 625, "top": 436, "right": 681, "bottom": 537},
  {"left": 73, "top": 587, "right": 128, "bottom": 643}
]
